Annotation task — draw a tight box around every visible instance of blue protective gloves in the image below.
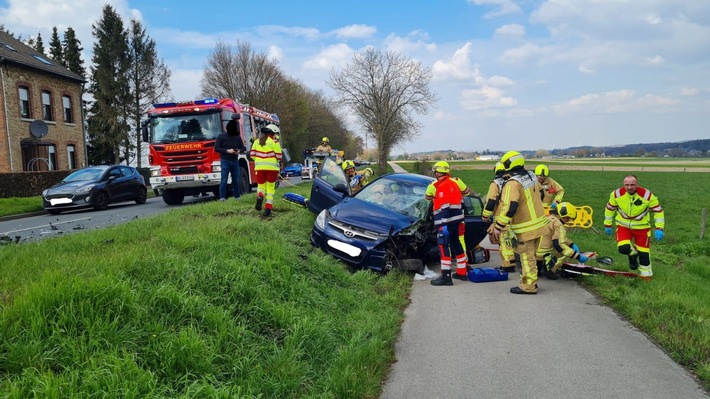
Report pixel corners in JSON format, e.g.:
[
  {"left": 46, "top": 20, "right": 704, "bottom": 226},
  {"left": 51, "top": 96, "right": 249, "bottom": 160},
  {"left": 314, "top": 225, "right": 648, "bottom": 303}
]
[
  {"left": 605, "top": 227, "right": 613, "bottom": 235},
  {"left": 441, "top": 226, "right": 449, "bottom": 237},
  {"left": 349, "top": 174, "right": 362, "bottom": 188},
  {"left": 550, "top": 202, "right": 558, "bottom": 211},
  {"left": 571, "top": 243, "right": 580, "bottom": 253},
  {"left": 655, "top": 229, "right": 664, "bottom": 241},
  {"left": 578, "top": 254, "right": 589, "bottom": 263}
]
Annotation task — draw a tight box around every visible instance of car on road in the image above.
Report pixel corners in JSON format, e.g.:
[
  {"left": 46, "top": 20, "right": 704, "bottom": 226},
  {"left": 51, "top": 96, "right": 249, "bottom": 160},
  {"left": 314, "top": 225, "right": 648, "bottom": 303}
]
[
  {"left": 42, "top": 165, "right": 148, "bottom": 215},
  {"left": 282, "top": 162, "right": 303, "bottom": 177},
  {"left": 308, "top": 157, "right": 487, "bottom": 273}
]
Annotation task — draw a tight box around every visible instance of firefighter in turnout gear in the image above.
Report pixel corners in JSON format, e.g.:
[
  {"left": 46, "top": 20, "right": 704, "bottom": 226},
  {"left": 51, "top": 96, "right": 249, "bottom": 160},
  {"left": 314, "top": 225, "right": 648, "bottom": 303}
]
[
  {"left": 490, "top": 151, "right": 549, "bottom": 294},
  {"left": 429, "top": 161, "right": 469, "bottom": 286},
  {"left": 536, "top": 202, "right": 588, "bottom": 279},
  {"left": 482, "top": 162, "right": 516, "bottom": 273},
  {"left": 534, "top": 164, "right": 565, "bottom": 207},
  {"left": 604, "top": 175, "right": 665, "bottom": 281},
  {"left": 250, "top": 124, "right": 282, "bottom": 217},
  {"left": 315, "top": 136, "right": 334, "bottom": 155},
  {"left": 425, "top": 167, "right": 471, "bottom": 254},
  {"left": 342, "top": 160, "right": 373, "bottom": 194}
]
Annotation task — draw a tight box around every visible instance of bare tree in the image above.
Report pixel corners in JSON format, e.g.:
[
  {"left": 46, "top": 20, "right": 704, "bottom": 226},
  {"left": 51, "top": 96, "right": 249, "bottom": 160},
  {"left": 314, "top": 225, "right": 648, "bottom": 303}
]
[
  {"left": 200, "top": 40, "right": 285, "bottom": 108},
  {"left": 328, "top": 48, "right": 437, "bottom": 173}
]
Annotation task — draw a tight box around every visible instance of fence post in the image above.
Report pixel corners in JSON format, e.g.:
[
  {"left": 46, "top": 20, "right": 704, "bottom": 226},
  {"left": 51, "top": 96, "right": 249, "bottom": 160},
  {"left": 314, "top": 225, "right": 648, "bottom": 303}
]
[{"left": 701, "top": 208, "right": 707, "bottom": 240}]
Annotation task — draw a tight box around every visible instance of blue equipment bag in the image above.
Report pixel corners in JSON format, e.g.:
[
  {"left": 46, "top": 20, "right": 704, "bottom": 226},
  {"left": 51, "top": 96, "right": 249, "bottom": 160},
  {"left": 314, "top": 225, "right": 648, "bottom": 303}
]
[{"left": 468, "top": 267, "right": 509, "bottom": 283}]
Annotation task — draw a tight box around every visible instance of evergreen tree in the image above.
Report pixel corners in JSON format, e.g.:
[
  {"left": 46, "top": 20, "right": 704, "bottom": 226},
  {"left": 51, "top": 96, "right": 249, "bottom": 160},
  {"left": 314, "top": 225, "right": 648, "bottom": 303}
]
[
  {"left": 62, "top": 27, "right": 86, "bottom": 78},
  {"left": 33, "top": 32, "right": 46, "bottom": 55},
  {"left": 87, "top": 4, "right": 131, "bottom": 165},
  {"left": 48, "top": 27, "right": 63, "bottom": 65},
  {"left": 128, "top": 18, "right": 172, "bottom": 168}
]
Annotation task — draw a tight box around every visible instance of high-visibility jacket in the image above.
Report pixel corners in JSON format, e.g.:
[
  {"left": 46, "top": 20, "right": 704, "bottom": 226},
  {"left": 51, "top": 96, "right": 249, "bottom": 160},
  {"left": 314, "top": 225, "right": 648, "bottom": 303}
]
[
  {"left": 604, "top": 187, "right": 664, "bottom": 230},
  {"left": 537, "top": 215, "right": 576, "bottom": 259},
  {"left": 425, "top": 176, "right": 469, "bottom": 200},
  {"left": 495, "top": 171, "right": 549, "bottom": 241},
  {"left": 431, "top": 176, "right": 464, "bottom": 227},
  {"left": 539, "top": 176, "right": 564, "bottom": 206},
  {"left": 250, "top": 137, "right": 282, "bottom": 171},
  {"left": 482, "top": 177, "right": 506, "bottom": 220}
]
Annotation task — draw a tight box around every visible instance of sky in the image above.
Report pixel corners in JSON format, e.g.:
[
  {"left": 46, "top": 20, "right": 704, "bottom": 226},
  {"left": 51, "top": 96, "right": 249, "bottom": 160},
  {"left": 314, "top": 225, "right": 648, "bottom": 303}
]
[{"left": 2, "top": 0, "right": 709, "bottom": 155}]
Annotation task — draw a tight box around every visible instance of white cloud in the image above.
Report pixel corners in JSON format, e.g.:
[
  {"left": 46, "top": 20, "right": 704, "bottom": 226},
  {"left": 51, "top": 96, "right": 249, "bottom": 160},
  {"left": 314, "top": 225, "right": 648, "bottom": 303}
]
[
  {"left": 468, "top": 0, "right": 523, "bottom": 18},
  {"left": 382, "top": 31, "right": 437, "bottom": 54},
  {"left": 494, "top": 24, "right": 526, "bottom": 39},
  {"left": 267, "top": 45, "right": 284, "bottom": 63},
  {"left": 461, "top": 86, "right": 517, "bottom": 110},
  {"left": 432, "top": 43, "right": 476, "bottom": 80},
  {"left": 645, "top": 55, "right": 664, "bottom": 65},
  {"left": 170, "top": 69, "right": 204, "bottom": 101},
  {"left": 552, "top": 90, "right": 679, "bottom": 115},
  {"left": 331, "top": 24, "right": 376, "bottom": 39},
  {"left": 578, "top": 65, "right": 596, "bottom": 74},
  {"left": 255, "top": 25, "right": 321, "bottom": 40},
  {"left": 681, "top": 87, "right": 700, "bottom": 96},
  {"left": 302, "top": 43, "right": 354, "bottom": 71}
]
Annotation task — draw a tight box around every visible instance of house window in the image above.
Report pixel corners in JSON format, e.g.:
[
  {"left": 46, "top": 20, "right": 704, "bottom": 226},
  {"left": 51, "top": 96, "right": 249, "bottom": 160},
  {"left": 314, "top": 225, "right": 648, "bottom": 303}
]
[
  {"left": 42, "top": 91, "right": 53, "bottom": 121},
  {"left": 62, "top": 95, "right": 74, "bottom": 123},
  {"left": 19, "top": 86, "right": 30, "bottom": 118},
  {"left": 67, "top": 145, "right": 77, "bottom": 169},
  {"left": 48, "top": 145, "right": 56, "bottom": 170}
]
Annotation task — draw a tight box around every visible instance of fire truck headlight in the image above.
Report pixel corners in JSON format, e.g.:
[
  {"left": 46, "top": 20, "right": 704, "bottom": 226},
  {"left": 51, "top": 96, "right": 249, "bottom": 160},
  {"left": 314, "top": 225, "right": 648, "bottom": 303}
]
[
  {"left": 213, "top": 165, "right": 221, "bottom": 172},
  {"left": 150, "top": 169, "right": 161, "bottom": 177}
]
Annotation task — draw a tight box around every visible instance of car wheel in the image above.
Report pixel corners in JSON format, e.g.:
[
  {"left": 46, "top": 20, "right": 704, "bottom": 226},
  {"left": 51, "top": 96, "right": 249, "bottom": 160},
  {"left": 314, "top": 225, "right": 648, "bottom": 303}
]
[
  {"left": 93, "top": 191, "right": 109, "bottom": 211},
  {"left": 135, "top": 187, "right": 148, "bottom": 204}
]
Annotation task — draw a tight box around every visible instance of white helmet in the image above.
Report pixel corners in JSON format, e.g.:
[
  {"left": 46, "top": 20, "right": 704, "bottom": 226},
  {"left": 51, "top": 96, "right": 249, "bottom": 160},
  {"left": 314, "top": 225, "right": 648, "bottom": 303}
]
[{"left": 262, "top": 124, "right": 280, "bottom": 134}]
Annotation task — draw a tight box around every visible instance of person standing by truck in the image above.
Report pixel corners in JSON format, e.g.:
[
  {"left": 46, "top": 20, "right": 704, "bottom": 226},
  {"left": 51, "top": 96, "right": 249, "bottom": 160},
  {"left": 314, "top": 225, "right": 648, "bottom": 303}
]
[
  {"left": 250, "top": 124, "right": 282, "bottom": 217},
  {"left": 215, "top": 114, "right": 246, "bottom": 201}
]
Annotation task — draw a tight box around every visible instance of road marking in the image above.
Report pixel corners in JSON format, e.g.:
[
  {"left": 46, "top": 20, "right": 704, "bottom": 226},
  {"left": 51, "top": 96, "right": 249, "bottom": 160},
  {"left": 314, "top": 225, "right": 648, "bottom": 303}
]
[{"left": 0, "top": 217, "right": 92, "bottom": 236}]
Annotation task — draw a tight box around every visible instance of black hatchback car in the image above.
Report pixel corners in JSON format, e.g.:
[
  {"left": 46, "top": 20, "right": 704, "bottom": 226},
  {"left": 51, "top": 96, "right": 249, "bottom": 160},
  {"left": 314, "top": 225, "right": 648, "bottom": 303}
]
[
  {"left": 308, "top": 157, "right": 488, "bottom": 273},
  {"left": 42, "top": 165, "right": 148, "bottom": 214}
]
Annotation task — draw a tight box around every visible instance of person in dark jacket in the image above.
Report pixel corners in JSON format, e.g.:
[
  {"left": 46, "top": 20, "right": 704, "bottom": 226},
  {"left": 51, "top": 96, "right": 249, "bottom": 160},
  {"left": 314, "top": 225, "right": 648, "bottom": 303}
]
[{"left": 215, "top": 114, "right": 246, "bottom": 201}]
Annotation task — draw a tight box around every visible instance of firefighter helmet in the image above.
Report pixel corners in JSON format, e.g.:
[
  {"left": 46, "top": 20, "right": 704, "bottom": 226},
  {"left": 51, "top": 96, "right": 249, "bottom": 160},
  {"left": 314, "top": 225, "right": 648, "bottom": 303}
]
[
  {"left": 557, "top": 202, "right": 577, "bottom": 220},
  {"left": 501, "top": 151, "right": 524, "bottom": 171},
  {"left": 432, "top": 161, "right": 450, "bottom": 174},
  {"left": 262, "top": 124, "right": 280, "bottom": 134},
  {"left": 322, "top": 136, "right": 329, "bottom": 143},
  {"left": 534, "top": 164, "right": 549, "bottom": 177},
  {"left": 342, "top": 160, "right": 355, "bottom": 171},
  {"left": 494, "top": 162, "right": 505, "bottom": 174}
]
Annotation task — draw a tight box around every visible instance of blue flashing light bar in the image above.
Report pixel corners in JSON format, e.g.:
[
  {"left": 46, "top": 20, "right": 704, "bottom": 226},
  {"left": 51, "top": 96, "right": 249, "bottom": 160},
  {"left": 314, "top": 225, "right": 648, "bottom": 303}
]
[
  {"left": 195, "top": 98, "right": 218, "bottom": 105},
  {"left": 271, "top": 114, "right": 280, "bottom": 123}
]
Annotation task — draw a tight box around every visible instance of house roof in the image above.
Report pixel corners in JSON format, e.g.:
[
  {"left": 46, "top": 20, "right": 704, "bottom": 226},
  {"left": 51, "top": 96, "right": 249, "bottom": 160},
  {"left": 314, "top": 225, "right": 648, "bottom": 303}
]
[{"left": 0, "top": 30, "right": 85, "bottom": 83}]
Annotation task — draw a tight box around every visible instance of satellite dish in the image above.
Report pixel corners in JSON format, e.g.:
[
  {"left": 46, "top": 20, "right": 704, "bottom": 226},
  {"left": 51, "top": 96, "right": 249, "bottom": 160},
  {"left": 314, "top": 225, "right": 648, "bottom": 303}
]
[{"left": 29, "top": 120, "right": 49, "bottom": 138}]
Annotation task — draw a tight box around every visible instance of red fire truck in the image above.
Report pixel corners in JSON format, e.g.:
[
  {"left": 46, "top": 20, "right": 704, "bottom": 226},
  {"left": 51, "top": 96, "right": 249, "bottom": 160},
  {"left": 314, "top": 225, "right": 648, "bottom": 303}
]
[{"left": 141, "top": 98, "right": 280, "bottom": 205}]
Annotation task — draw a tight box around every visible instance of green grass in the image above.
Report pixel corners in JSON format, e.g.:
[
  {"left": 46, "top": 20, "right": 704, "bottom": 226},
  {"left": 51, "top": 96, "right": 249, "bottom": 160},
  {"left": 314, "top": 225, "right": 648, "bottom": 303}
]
[
  {"left": 0, "top": 197, "right": 43, "bottom": 217},
  {"left": 0, "top": 183, "right": 411, "bottom": 398},
  {"left": 401, "top": 163, "right": 710, "bottom": 387}
]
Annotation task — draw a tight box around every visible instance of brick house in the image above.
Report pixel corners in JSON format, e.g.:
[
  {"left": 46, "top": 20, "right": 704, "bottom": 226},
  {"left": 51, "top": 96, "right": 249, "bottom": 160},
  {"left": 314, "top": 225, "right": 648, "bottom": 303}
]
[{"left": 0, "top": 30, "right": 86, "bottom": 173}]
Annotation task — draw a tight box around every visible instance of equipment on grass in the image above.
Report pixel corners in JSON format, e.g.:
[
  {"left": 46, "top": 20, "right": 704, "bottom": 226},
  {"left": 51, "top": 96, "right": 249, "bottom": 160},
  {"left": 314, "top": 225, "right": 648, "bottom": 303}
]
[
  {"left": 282, "top": 192, "right": 309, "bottom": 208},
  {"left": 560, "top": 252, "right": 637, "bottom": 278},
  {"left": 545, "top": 203, "right": 594, "bottom": 228}
]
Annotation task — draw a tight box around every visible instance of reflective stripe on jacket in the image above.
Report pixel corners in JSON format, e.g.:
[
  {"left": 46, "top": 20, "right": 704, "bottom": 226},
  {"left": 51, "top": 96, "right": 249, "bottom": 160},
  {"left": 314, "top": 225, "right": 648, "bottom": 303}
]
[
  {"left": 604, "top": 187, "right": 664, "bottom": 230},
  {"left": 432, "top": 176, "right": 464, "bottom": 227},
  {"left": 539, "top": 176, "right": 564, "bottom": 205},
  {"left": 496, "top": 171, "right": 548, "bottom": 241},
  {"left": 250, "top": 137, "right": 282, "bottom": 171}
]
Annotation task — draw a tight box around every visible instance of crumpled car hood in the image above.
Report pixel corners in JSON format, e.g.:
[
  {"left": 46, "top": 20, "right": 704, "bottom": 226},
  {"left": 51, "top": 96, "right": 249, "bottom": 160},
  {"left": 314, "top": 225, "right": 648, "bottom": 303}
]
[{"left": 329, "top": 197, "right": 416, "bottom": 235}]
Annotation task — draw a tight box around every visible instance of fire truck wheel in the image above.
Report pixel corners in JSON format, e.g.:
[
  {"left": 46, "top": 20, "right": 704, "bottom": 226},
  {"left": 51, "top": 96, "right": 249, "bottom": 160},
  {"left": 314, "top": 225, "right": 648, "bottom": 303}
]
[
  {"left": 162, "top": 189, "right": 185, "bottom": 205},
  {"left": 239, "top": 167, "right": 250, "bottom": 194}
]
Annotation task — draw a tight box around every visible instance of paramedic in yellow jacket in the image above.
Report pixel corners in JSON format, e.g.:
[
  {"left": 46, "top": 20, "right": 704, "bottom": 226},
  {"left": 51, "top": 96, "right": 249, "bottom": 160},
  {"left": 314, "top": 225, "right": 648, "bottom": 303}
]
[
  {"left": 342, "top": 160, "right": 373, "bottom": 194},
  {"left": 425, "top": 165, "right": 470, "bottom": 255},
  {"left": 482, "top": 162, "right": 516, "bottom": 273},
  {"left": 490, "top": 151, "right": 549, "bottom": 295},
  {"left": 604, "top": 175, "right": 665, "bottom": 281},
  {"left": 536, "top": 202, "right": 588, "bottom": 279},
  {"left": 534, "top": 164, "right": 564, "bottom": 207},
  {"left": 250, "top": 124, "right": 282, "bottom": 217}
]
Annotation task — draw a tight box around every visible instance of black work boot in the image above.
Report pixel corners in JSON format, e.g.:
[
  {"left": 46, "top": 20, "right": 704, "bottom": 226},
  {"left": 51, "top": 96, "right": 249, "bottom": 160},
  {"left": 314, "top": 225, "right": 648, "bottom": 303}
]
[
  {"left": 431, "top": 270, "right": 453, "bottom": 286},
  {"left": 452, "top": 271, "right": 468, "bottom": 281},
  {"left": 538, "top": 261, "right": 558, "bottom": 280},
  {"left": 255, "top": 195, "right": 264, "bottom": 211},
  {"left": 263, "top": 208, "right": 272, "bottom": 217},
  {"left": 628, "top": 254, "right": 639, "bottom": 270},
  {"left": 496, "top": 266, "right": 516, "bottom": 273}
]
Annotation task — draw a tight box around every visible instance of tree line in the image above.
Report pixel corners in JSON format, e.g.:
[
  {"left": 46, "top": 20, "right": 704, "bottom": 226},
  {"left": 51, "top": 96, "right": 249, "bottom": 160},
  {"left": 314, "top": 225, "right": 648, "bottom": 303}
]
[{"left": 7, "top": 5, "right": 436, "bottom": 172}]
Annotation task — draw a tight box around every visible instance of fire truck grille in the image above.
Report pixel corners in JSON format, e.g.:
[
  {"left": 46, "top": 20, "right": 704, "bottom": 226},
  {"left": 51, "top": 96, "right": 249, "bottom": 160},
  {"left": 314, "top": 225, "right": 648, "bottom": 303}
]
[{"left": 154, "top": 148, "right": 210, "bottom": 170}]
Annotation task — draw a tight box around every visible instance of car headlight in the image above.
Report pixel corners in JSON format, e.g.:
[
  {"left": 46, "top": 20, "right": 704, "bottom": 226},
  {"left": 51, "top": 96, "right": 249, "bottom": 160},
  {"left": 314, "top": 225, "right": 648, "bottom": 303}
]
[
  {"left": 77, "top": 184, "right": 95, "bottom": 193},
  {"left": 42, "top": 189, "right": 48, "bottom": 197},
  {"left": 315, "top": 209, "right": 327, "bottom": 230}
]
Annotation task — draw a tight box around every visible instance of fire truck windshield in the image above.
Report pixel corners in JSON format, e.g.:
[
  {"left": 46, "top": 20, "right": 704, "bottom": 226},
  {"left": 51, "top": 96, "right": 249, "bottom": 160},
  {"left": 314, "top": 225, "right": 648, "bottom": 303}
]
[{"left": 150, "top": 112, "right": 222, "bottom": 144}]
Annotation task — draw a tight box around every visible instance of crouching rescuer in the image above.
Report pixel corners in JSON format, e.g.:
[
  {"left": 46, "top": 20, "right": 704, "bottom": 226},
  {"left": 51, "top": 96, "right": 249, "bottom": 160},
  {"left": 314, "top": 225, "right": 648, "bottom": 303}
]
[{"left": 430, "top": 161, "right": 469, "bottom": 286}]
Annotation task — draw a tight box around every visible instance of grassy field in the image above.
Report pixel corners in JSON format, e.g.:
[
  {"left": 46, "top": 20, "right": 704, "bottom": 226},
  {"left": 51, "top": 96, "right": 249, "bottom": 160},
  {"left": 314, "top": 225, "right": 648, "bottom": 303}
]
[
  {"left": 1, "top": 162, "right": 709, "bottom": 395},
  {"left": 0, "top": 197, "right": 43, "bottom": 217}
]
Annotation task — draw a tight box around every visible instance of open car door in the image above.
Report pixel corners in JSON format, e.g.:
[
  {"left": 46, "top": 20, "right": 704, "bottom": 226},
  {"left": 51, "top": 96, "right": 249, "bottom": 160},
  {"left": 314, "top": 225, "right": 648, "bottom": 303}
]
[
  {"left": 308, "top": 157, "right": 351, "bottom": 214},
  {"left": 463, "top": 195, "right": 488, "bottom": 250}
]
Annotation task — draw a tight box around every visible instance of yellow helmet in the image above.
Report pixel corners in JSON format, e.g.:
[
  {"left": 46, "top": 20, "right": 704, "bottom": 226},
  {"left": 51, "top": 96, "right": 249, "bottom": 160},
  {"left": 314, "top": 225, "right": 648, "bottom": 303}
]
[
  {"left": 432, "top": 161, "right": 450, "bottom": 174},
  {"left": 557, "top": 202, "right": 577, "bottom": 219},
  {"left": 534, "top": 164, "right": 549, "bottom": 177},
  {"left": 322, "top": 136, "right": 329, "bottom": 143},
  {"left": 494, "top": 162, "right": 505, "bottom": 174},
  {"left": 342, "top": 160, "right": 355, "bottom": 171},
  {"left": 501, "top": 151, "right": 524, "bottom": 171}
]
